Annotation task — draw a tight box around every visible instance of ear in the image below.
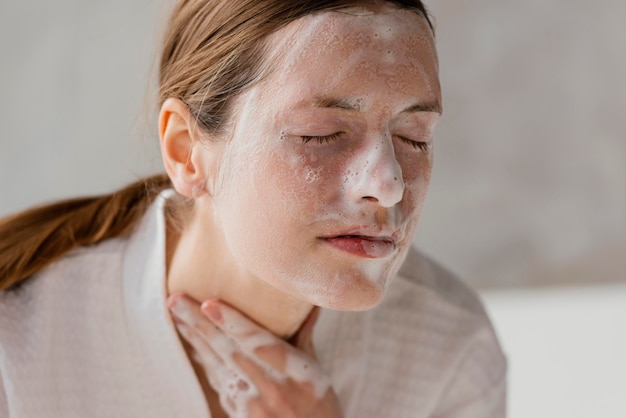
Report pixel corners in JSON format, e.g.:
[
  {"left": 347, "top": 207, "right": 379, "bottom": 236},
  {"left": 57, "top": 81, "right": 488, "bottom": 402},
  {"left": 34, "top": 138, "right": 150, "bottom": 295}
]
[{"left": 159, "top": 98, "right": 212, "bottom": 198}]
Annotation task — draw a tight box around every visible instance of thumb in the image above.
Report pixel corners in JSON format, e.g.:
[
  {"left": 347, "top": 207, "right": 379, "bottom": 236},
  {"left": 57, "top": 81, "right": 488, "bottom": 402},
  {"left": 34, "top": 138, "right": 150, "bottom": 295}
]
[{"left": 290, "top": 306, "right": 321, "bottom": 358}]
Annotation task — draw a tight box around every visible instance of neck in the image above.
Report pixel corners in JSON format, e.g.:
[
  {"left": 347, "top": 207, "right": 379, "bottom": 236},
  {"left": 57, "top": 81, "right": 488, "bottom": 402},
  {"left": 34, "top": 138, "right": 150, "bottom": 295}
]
[{"left": 165, "top": 198, "right": 313, "bottom": 339}]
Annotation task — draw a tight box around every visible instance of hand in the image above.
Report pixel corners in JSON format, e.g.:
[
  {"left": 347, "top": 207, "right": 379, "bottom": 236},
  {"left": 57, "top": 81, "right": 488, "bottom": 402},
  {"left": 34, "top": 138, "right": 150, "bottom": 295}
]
[{"left": 168, "top": 295, "right": 344, "bottom": 418}]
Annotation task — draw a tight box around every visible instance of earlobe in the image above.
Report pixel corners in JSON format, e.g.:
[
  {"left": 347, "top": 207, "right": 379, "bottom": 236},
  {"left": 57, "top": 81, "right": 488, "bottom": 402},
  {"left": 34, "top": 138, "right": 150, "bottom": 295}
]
[{"left": 159, "top": 98, "right": 209, "bottom": 198}]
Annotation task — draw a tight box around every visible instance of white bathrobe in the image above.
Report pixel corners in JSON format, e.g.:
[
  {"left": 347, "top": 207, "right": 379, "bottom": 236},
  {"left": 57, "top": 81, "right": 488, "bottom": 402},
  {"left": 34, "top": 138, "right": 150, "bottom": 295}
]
[{"left": 0, "top": 191, "right": 506, "bottom": 418}]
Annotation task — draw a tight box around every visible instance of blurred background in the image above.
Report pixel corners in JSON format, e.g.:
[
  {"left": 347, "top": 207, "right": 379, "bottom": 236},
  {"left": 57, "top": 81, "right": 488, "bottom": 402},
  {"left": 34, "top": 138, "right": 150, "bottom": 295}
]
[{"left": 1, "top": 1, "right": 624, "bottom": 416}]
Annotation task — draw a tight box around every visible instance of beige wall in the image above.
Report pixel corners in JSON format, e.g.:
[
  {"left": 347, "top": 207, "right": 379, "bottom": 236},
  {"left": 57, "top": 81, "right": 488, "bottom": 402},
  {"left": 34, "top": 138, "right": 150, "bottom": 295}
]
[
  {"left": 0, "top": 0, "right": 165, "bottom": 214},
  {"left": 416, "top": 1, "right": 626, "bottom": 287},
  {"left": 1, "top": 1, "right": 624, "bottom": 288}
]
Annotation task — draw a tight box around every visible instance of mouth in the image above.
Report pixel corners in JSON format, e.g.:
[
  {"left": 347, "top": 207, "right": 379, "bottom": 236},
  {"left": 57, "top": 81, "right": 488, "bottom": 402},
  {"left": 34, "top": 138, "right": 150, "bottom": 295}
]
[{"left": 319, "top": 233, "right": 397, "bottom": 259}]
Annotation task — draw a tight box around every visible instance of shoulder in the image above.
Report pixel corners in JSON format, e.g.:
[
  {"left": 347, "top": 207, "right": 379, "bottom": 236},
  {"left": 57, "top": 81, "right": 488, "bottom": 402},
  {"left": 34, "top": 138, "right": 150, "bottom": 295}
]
[
  {"left": 0, "top": 236, "right": 128, "bottom": 341},
  {"left": 0, "top": 236, "right": 130, "bottom": 398},
  {"left": 376, "top": 244, "right": 505, "bottom": 353},
  {"left": 369, "top": 245, "right": 497, "bottom": 343},
  {"left": 395, "top": 245, "right": 506, "bottom": 362},
  {"left": 378, "top": 246, "right": 507, "bottom": 416},
  {"left": 315, "top": 247, "right": 507, "bottom": 416},
  {"left": 392, "top": 245, "right": 488, "bottom": 317}
]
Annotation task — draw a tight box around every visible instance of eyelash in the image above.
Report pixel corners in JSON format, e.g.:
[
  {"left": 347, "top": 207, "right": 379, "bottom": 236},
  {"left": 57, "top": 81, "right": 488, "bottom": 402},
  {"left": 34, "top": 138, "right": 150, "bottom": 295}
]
[
  {"left": 300, "top": 132, "right": 431, "bottom": 152},
  {"left": 399, "top": 136, "right": 431, "bottom": 152},
  {"left": 301, "top": 132, "right": 344, "bottom": 144}
]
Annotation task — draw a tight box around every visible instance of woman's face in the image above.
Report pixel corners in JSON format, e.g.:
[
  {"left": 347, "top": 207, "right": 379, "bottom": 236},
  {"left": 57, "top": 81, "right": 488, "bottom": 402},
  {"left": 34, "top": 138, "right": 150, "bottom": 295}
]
[{"left": 209, "top": 7, "right": 441, "bottom": 310}]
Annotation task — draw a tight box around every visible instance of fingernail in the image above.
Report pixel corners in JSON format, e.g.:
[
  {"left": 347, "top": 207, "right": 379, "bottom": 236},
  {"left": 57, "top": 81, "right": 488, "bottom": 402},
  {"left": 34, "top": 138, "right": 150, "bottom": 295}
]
[
  {"left": 202, "top": 301, "right": 222, "bottom": 323},
  {"left": 168, "top": 295, "right": 186, "bottom": 316}
]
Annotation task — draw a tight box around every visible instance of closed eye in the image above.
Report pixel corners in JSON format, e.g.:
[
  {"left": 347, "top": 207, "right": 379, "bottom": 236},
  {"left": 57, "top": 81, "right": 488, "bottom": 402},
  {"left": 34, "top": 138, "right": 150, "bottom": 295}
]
[
  {"left": 301, "top": 132, "right": 344, "bottom": 144},
  {"left": 398, "top": 136, "right": 431, "bottom": 152}
]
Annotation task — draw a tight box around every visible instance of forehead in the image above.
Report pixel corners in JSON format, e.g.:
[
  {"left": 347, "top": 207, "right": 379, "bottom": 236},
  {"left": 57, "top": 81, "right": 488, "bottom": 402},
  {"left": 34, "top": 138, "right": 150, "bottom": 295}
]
[
  {"left": 296, "top": 6, "right": 433, "bottom": 45},
  {"left": 257, "top": 6, "right": 439, "bottom": 106},
  {"left": 276, "top": 8, "right": 434, "bottom": 67}
]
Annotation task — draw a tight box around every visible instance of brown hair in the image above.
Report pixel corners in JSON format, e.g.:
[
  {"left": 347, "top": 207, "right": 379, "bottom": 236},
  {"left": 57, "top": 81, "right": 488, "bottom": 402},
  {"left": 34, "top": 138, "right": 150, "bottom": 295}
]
[{"left": 0, "top": 0, "right": 434, "bottom": 290}]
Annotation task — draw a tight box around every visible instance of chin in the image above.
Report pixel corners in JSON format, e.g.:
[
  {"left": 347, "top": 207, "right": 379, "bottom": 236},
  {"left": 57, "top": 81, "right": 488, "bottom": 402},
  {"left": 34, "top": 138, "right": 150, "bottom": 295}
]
[
  {"left": 320, "top": 292, "right": 385, "bottom": 311},
  {"left": 297, "top": 268, "right": 391, "bottom": 311}
]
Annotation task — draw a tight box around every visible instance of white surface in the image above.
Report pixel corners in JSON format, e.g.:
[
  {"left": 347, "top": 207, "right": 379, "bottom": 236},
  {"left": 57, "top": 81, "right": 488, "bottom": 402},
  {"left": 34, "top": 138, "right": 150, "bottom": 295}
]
[{"left": 481, "top": 285, "right": 626, "bottom": 418}]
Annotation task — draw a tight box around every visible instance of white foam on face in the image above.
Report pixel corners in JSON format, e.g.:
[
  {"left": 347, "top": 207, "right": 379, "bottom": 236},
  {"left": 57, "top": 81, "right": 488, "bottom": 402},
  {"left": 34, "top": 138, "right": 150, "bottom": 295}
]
[
  {"left": 344, "top": 136, "right": 404, "bottom": 208},
  {"left": 205, "top": 5, "right": 439, "bottom": 312},
  {"left": 305, "top": 165, "right": 323, "bottom": 183},
  {"left": 356, "top": 258, "right": 388, "bottom": 287}
]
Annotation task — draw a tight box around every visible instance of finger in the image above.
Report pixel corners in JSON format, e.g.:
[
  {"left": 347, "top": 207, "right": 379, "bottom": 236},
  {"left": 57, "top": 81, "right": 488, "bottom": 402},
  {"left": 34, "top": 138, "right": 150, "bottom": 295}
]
[
  {"left": 170, "top": 295, "right": 249, "bottom": 370},
  {"left": 290, "top": 306, "right": 321, "bottom": 358},
  {"left": 168, "top": 293, "right": 212, "bottom": 332},
  {"left": 234, "top": 350, "right": 329, "bottom": 410},
  {"left": 175, "top": 321, "right": 225, "bottom": 386},
  {"left": 220, "top": 368, "right": 258, "bottom": 417},
  {"left": 201, "top": 299, "right": 290, "bottom": 371},
  {"left": 232, "top": 339, "right": 330, "bottom": 402},
  {"left": 170, "top": 295, "right": 282, "bottom": 387},
  {"left": 177, "top": 320, "right": 258, "bottom": 415},
  {"left": 232, "top": 351, "right": 287, "bottom": 398}
]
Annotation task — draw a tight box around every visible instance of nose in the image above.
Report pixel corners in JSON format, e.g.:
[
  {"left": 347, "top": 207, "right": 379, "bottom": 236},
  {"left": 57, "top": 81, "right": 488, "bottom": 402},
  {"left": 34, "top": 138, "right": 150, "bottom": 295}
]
[{"left": 344, "top": 136, "right": 404, "bottom": 208}]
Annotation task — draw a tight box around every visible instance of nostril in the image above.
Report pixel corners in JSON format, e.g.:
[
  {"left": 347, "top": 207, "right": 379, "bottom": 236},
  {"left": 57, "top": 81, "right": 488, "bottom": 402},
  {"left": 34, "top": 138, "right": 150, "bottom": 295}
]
[{"left": 362, "top": 196, "right": 379, "bottom": 202}]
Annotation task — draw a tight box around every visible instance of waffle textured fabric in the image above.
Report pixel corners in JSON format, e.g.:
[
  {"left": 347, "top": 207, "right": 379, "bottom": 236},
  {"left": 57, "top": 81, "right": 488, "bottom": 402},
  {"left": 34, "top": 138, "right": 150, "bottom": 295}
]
[{"left": 0, "top": 191, "right": 506, "bottom": 418}]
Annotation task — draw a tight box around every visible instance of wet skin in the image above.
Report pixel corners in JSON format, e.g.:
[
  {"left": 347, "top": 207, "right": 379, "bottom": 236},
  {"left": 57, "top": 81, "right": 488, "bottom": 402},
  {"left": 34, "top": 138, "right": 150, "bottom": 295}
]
[{"left": 207, "top": 8, "right": 442, "bottom": 311}]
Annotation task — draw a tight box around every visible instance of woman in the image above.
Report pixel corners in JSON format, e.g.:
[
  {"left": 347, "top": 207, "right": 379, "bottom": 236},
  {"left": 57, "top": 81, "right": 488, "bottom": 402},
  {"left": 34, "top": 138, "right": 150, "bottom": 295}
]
[{"left": 0, "top": 1, "right": 506, "bottom": 417}]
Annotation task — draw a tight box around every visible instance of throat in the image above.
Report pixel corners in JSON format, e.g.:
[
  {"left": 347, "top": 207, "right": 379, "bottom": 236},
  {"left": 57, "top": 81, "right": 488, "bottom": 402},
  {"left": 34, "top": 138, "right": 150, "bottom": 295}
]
[{"left": 164, "top": 201, "right": 314, "bottom": 339}]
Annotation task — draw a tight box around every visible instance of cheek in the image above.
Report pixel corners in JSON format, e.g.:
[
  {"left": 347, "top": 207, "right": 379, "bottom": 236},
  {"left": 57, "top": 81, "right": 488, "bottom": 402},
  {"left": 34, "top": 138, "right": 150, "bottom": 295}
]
[
  {"left": 267, "top": 146, "right": 344, "bottom": 211},
  {"left": 400, "top": 155, "right": 433, "bottom": 220},
  {"left": 219, "top": 144, "right": 334, "bottom": 256},
  {"left": 278, "top": 150, "right": 325, "bottom": 191}
]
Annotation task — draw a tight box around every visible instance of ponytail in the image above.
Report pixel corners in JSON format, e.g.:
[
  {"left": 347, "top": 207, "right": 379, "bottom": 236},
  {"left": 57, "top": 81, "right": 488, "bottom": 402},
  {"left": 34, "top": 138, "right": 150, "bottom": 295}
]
[{"left": 0, "top": 174, "right": 173, "bottom": 291}]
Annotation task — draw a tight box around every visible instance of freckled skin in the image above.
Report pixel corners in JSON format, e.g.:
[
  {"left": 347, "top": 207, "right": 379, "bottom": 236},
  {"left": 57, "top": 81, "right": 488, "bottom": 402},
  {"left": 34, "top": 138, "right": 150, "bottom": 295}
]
[{"left": 208, "top": 8, "right": 441, "bottom": 310}]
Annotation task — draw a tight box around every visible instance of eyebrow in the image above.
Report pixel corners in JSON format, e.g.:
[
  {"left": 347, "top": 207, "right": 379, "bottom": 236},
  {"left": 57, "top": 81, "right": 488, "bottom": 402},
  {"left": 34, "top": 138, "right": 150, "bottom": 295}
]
[
  {"left": 402, "top": 100, "right": 442, "bottom": 114},
  {"left": 311, "top": 96, "right": 442, "bottom": 114},
  {"left": 312, "top": 96, "right": 361, "bottom": 111}
]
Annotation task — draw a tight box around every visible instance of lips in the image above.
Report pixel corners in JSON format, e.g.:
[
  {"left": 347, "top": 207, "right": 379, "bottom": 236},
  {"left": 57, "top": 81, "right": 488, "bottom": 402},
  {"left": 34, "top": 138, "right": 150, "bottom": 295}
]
[{"left": 320, "top": 231, "right": 398, "bottom": 259}]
